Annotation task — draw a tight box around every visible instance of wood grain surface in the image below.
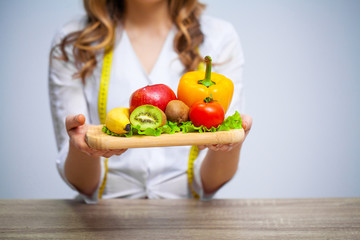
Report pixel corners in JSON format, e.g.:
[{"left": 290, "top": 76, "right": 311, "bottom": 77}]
[
  {"left": 0, "top": 198, "right": 359, "bottom": 239},
  {"left": 86, "top": 125, "right": 245, "bottom": 149}
]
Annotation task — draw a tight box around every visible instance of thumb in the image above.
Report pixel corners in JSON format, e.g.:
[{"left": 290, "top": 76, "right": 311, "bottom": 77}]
[
  {"left": 66, "top": 114, "right": 86, "bottom": 131},
  {"left": 241, "top": 114, "right": 252, "bottom": 136}
]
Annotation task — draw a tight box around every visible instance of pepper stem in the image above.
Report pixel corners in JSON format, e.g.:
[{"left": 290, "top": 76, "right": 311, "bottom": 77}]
[{"left": 198, "top": 56, "right": 216, "bottom": 87}]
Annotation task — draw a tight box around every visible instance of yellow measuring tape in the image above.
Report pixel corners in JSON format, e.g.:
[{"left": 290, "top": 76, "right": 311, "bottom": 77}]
[
  {"left": 187, "top": 146, "right": 200, "bottom": 199},
  {"left": 97, "top": 46, "right": 203, "bottom": 199},
  {"left": 97, "top": 46, "right": 112, "bottom": 199},
  {"left": 98, "top": 47, "right": 113, "bottom": 124}
]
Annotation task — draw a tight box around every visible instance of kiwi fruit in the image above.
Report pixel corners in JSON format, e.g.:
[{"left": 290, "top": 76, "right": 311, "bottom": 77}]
[
  {"left": 130, "top": 105, "right": 167, "bottom": 130},
  {"left": 165, "top": 100, "right": 189, "bottom": 123}
]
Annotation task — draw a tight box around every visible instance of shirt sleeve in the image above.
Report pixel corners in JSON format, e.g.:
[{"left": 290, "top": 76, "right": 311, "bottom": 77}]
[
  {"left": 192, "top": 18, "right": 245, "bottom": 200},
  {"left": 48, "top": 27, "right": 103, "bottom": 204}
]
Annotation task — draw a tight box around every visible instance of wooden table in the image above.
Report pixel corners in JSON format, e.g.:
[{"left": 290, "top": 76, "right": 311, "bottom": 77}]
[{"left": 0, "top": 198, "right": 359, "bottom": 239}]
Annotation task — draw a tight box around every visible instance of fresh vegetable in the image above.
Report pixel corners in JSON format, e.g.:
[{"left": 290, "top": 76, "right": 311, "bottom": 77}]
[
  {"left": 189, "top": 96, "right": 225, "bottom": 129},
  {"left": 102, "top": 111, "right": 242, "bottom": 137},
  {"left": 129, "top": 84, "right": 177, "bottom": 113},
  {"left": 177, "top": 56, "right": 234, "bottom": 113},
  {"left": 165, "top": 100, "right": 189, "bottom": 123},
  {"left": 105, "top": 107, "right": 131, "bottom": 134}
]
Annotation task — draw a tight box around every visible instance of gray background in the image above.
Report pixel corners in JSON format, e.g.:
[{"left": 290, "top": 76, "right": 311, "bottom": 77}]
[{"left": 0, "top": 0, "right": 359, "bottom": 199}]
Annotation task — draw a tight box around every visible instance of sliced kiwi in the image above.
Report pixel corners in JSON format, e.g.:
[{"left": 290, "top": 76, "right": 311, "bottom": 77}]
[
  {"left": 130, "top": 105, "right": 167, "bottom": 130},
  {"left": 165, "top": 100, "right": 189, "bottom": 123}
]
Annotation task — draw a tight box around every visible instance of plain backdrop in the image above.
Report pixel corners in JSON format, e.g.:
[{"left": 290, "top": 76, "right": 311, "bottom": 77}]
[{"left": 0, "top": 0, "right": 359, "bottom": 199}]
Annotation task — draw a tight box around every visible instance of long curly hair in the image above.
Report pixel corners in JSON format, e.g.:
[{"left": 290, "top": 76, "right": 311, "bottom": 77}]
[{"left": 56, "top": 0, "right": 205, "bottom": 82}]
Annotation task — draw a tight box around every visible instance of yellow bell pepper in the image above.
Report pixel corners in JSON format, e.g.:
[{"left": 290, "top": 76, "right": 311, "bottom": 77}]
[{"left": 177, "top": 56, "right": 234, "bottom": 113}]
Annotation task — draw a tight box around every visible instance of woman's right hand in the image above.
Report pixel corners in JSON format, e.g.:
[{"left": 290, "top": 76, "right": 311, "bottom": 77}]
[{"left": 65, "top": 114, "right": 127, "bottom": 158}]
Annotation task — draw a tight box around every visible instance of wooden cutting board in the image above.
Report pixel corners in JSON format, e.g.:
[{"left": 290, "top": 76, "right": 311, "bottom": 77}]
[{"left": 86, "top": 125, "right": 245, "bottom": 149}]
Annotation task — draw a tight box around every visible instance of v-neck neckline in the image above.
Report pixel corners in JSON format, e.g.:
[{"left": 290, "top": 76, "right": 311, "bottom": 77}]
[{"left": 122, "top": 26, "right": 175, "bottom": 80}]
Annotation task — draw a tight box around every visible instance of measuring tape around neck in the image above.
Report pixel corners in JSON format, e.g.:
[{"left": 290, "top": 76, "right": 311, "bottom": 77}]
[
  {"left": 98, "top": 47, "right": 114, "bottom": 125},
  {"left": 97, "top": 46, "right": 113, "bottom": 199},
  {"left": 97, "top": 46, "right": 203, "bottom": 199}
]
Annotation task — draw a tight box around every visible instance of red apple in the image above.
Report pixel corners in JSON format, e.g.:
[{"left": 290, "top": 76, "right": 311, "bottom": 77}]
[{"left": 129, "top": 84, "right": 177, "bottom": 113}]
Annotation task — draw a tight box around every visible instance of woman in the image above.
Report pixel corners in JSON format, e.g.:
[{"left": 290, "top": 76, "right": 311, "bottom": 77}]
[{"left": 49, "top": 0, "right": 252, "bottom": 203}]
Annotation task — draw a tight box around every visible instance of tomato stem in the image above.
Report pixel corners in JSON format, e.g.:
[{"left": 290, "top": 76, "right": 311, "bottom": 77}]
[
  {"left": 203, "top": 94, "right": 214, "bottom": 103},
  {"left": 198, "top": 56, "right": 215, "bottom": 87}
]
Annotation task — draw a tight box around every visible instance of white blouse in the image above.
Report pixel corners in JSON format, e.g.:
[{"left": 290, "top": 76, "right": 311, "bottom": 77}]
[{"left": 49, "top": 15, "right": 245, "bottom": 203}]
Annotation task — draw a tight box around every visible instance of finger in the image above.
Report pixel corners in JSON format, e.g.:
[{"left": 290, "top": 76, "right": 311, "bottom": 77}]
[
  {"left": 111, "top": 149, "right": 128, "bottom": 155},
  {"left": 210, "top": 143, "right": 231, "bottom": 152},
  {"left": 96, "top": 148, "right": 127, "bottom": 158},
  {"left": 218, "top": 144, "right": 232, "bottom": 152},
  {"left": 208, "top": 144, "right": 220, "bottom": 151},
  {"left": 70, "top": 132, "right": 102, "bottom": 156},
  {"left": 240, "top": 114, "right": 253, "bottom": 136},
  {"left": 89, "top": 149, "right": 116, "bottom": 158},
  {"left": 103, "top": 149, "right": 127, "bottom": 156},
  {"left": 77, "top": 114, "right": 86, "bottom": 125},
  {"left": 197, "top": 145, "right": 206, "bottom": 150},
  {"left": 66, "top": 114, "right": 86, "bottom": 131},
  {"left": 73, "top": 139, "right": 97, "bottom": 156},
  {"left": 102, "top": 151, "right": 114, "bottom": 158}
]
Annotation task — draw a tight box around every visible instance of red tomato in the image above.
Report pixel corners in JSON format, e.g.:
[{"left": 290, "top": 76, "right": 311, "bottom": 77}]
[{"left": 189, "top": 100, "right": 225, "bottom": 129}]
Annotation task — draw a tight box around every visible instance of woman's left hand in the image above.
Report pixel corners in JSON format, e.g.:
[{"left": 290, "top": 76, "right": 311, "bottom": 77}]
[{"left": 197, "top": 114, "right": 252, "bottom": 152}]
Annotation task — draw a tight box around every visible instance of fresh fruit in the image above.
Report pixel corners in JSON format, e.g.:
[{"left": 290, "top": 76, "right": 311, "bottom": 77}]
[
  {"left": 130, "top": 105, "right": 167, "bottom": 130},
  {"left": 105, "top": 107, "right": 131, "bottom": 134},
  {"left": 165, "top": 100, "right": 189, "bottom": 123},
  {"left": 177, "top": 56, "right": 234, "bottom": 113},
  {"left": 189, "top": 96, "right": 225, "bottom": 129},
  {"left": 129, "top": 84, "right": 177, "bottom": 113}
]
